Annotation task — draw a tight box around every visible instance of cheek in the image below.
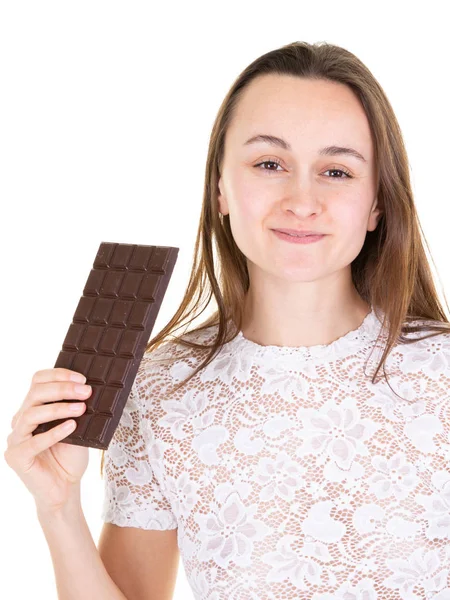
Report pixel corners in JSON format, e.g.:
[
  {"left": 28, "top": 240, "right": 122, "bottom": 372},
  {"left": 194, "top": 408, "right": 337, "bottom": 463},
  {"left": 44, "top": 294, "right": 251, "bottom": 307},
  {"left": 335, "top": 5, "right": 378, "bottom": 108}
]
[
  {"left": 344, "top": 201, "right": 371, "bottom": 232},
  {"left": 229, "top": 181, "right": 268, "bottom": 232},
  {"left": 331, "top": 205, "right": 372, "bottom": 259},
  {"left": 227, "top": 187, "right": 270, "bottom": 262}
]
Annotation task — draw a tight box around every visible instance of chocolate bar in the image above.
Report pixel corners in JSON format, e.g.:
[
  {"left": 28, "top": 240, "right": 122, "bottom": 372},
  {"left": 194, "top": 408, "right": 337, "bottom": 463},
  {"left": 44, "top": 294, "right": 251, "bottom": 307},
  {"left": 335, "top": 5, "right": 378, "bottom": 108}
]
[{"left": 32, "top": 241, "right": 179, "bottom": 450}]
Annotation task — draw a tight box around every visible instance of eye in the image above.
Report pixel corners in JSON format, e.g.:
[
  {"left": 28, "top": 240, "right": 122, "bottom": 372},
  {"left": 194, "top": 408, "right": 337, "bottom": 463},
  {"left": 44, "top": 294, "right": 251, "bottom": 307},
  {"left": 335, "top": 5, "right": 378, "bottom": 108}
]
[
  {"left": 253, "top": 159, "right": 284, "bottom": 173},
  {"left": 323, "top": 167, "right": 353, "bottom": 180},
  {"left": 253, "top": 159, "right": 353, "bottom": 180}
]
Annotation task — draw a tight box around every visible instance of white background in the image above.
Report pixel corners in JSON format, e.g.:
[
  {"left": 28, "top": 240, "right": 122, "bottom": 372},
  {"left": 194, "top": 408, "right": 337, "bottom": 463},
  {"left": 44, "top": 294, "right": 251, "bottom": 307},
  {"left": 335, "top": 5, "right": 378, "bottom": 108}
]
[{"left": 1, "top": 1, "right": 449, "bottom": 598}]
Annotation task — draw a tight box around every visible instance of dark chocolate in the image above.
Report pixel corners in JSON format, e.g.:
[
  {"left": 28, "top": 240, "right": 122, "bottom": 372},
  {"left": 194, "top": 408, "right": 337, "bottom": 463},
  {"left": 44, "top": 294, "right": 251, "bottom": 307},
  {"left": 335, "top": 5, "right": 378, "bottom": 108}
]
[{"left": 32, "top": 241, "right": 179, "bottom": 449}]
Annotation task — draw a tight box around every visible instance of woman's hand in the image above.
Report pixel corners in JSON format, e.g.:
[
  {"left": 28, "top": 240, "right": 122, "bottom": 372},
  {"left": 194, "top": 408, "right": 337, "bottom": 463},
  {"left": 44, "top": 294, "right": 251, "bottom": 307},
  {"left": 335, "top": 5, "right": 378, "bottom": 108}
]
[{"left": 4, "top": 368, "right": 92, "bottom": 513}]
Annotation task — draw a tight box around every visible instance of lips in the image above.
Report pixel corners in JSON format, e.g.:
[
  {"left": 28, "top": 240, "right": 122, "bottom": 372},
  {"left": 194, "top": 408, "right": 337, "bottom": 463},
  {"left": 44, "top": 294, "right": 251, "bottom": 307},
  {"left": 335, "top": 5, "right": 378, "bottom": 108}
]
[
  {"left": 285, "top": 232, "right": 311, "bottom": 238},
  {"left": 273, "top": 229, "right": 324, "bottom": 237}
]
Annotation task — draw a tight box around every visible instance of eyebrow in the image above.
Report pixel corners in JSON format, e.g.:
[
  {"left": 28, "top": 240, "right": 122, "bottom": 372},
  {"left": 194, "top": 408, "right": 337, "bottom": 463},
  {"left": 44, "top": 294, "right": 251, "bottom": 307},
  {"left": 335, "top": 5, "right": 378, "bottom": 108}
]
[{"left": 243, "top": 134, "right": 367, "bottom": 163}]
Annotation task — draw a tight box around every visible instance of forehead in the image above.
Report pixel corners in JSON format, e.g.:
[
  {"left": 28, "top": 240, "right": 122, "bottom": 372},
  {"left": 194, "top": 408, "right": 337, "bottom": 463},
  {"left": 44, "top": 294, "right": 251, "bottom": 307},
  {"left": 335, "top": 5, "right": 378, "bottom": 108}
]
[{"left": 228, "top": 74, "right": 373, "bottom": 159}]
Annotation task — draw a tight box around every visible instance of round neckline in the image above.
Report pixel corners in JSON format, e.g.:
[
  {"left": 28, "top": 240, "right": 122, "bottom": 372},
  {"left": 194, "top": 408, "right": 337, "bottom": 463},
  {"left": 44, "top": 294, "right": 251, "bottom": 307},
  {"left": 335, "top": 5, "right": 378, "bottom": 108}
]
[{"left": 231, "top": 305, "right": 383, "bottom": 360}]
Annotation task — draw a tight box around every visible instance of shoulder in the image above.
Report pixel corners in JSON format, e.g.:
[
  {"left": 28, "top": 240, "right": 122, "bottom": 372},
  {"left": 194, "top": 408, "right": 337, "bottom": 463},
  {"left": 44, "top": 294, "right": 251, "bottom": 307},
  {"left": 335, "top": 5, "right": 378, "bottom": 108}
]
[
  {"left": 401, "top": 319, "right": 450, "bottom": 351},
  {"left": 394, "top": 319, "right": 450, "bottom": 383},
  {"left": 143, "top": 322, "right": 220, "bottom": 366}
]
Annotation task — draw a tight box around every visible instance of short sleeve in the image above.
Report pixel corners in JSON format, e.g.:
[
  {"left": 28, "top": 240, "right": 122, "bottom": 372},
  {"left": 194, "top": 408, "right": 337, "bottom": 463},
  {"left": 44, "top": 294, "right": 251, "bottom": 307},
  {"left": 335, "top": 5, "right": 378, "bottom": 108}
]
[{"left": 100, "top": 376, "right": 177, "bottom": 530}]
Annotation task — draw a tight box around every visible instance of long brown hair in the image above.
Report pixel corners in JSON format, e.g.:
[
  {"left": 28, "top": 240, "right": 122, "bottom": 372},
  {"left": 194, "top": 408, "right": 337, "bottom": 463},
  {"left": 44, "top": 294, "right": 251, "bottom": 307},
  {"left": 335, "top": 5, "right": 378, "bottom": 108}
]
[{"left": 100, "top": 41, "right": 450, "bottom": 477}]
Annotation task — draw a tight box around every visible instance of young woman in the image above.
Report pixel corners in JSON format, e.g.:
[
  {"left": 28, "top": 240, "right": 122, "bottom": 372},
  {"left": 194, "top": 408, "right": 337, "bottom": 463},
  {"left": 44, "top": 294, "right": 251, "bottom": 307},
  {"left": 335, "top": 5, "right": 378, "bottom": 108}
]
[{"left": 6, "top": 41, "right": 450, "bottom": 600}]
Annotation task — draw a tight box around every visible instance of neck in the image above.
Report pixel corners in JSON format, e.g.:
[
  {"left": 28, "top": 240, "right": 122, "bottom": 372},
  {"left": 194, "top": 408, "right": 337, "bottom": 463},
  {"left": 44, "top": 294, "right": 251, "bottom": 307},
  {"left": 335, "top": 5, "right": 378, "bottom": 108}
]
[{"left": 240, "top": 291, "right": 371, "bottom": 348}]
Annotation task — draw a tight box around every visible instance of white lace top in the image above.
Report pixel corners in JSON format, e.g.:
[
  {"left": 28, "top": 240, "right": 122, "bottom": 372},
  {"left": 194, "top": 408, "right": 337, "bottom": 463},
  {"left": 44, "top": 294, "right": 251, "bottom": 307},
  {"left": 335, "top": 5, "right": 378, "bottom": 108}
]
[{"left": 101, "top": 307, "right": 450, "bottom": 600}]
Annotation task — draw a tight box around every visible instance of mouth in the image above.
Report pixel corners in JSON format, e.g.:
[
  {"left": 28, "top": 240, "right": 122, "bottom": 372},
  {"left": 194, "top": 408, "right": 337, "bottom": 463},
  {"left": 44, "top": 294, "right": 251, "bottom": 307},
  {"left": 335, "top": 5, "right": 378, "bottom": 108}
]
[
  {"left": 272, "top": 229, "right": 325, "bottom": 238},
  {"left": 271, "top": 229, "right": 326, "bottom": 245}
]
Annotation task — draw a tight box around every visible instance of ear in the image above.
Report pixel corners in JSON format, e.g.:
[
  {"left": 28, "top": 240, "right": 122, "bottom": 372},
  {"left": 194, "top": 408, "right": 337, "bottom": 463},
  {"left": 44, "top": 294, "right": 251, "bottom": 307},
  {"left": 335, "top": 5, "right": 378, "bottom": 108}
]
[
  {"left": 367, "top": 197, "right": 383, "bottom": 232},
  {"left": 217, "top": 176, "right": 229, "bottom": 216}
]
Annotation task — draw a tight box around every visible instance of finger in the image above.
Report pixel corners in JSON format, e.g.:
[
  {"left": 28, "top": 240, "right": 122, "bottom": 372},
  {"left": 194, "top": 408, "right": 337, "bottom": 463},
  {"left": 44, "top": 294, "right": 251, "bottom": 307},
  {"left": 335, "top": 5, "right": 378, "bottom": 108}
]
[
  {"left": 8, "top": 400, "right": 86, "bottom": 448},
  {"left": 31, "top": 368, "right": 87, "bottom": 385},
  {"left": 11, "top": 380, "right": 81, "bottom": 429},
  {"left": 26, "top": 380, "right": 92, "bottom": 409},
  {"left": 11, "top": 411, "right": 21, "bottom": 429},
  {"left": 5, "top": 419, "right": 78, "bottom": 472},
  {"left": 14, "top": 379, "right": 91, "bottom": 441}
]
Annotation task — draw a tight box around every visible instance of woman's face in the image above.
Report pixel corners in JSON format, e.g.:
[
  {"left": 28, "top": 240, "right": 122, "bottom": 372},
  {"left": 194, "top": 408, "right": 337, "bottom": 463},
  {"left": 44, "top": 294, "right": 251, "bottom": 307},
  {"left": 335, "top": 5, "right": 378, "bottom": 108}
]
[{"left": 217, "top": 75, "right": 382, "bottom": 284}]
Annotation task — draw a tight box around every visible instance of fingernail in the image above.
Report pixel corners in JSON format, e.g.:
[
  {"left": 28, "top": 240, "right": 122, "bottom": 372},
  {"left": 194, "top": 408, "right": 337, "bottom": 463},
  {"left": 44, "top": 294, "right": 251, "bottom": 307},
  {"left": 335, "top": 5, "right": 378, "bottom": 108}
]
[
  {"left": 70, "top": 372, "right": 86, "bottom": 383},
  {"left": 75, "top": 384, "right": 91, "bottom": 395}
]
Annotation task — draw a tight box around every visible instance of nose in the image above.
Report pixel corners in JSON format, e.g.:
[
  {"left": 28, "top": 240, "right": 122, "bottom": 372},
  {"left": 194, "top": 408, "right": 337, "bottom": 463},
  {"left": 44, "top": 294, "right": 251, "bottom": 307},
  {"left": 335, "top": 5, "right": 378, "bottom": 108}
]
[{"left": 279, "top": 180, "right": 323, "bottom": 217}]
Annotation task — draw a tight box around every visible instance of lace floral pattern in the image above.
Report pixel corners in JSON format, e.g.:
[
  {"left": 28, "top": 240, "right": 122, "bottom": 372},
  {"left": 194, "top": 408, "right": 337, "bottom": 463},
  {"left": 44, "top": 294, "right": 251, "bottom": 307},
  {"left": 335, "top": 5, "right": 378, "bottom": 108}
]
[{"left": 101, "top": 307, "right": 450, "bottom": 599}]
